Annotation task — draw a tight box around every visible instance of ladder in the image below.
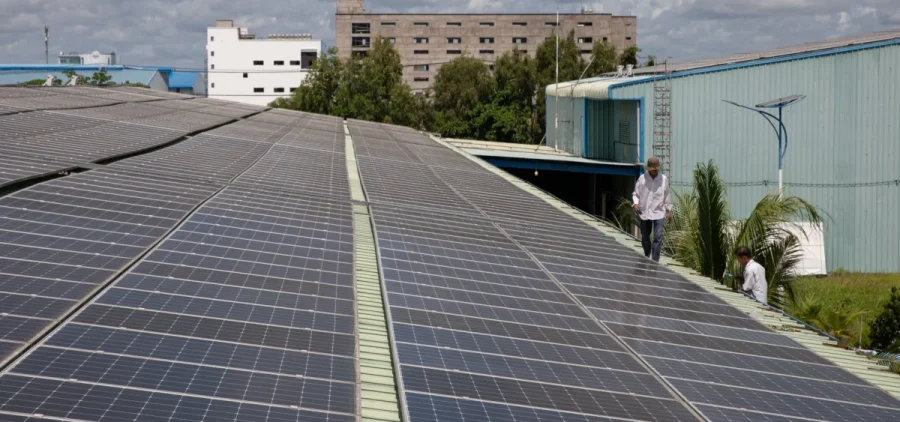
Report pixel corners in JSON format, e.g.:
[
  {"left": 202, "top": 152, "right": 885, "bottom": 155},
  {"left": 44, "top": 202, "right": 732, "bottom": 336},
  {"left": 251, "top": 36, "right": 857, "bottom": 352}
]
[{"left": 652, "top": 61, "right": 672, "bottom": 175}]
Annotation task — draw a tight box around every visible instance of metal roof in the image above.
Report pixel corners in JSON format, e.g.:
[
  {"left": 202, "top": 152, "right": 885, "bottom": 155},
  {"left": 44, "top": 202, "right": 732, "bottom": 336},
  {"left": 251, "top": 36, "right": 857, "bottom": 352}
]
[
  {"left": 549, "top": 30, "right": 900, "bottom": 100},
  {"left": 633, "top": 29, "right": 900, "bottom": 76},
  {"left": 167, "top": 71, "right": 200, "bottom": 89}
]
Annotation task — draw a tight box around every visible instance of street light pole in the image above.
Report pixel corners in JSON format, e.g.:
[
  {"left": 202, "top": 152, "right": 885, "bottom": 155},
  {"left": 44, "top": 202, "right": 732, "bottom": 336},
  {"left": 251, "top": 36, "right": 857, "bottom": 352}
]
[{"left": 723, "top": 95, "right": 805, "bottom": 196}]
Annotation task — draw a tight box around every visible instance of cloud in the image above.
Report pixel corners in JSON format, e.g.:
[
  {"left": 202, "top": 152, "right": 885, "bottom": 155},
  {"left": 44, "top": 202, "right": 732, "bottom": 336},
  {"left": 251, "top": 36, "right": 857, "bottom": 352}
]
[{"left": 0, "top": 0, "right": 897, "bottom": 68}]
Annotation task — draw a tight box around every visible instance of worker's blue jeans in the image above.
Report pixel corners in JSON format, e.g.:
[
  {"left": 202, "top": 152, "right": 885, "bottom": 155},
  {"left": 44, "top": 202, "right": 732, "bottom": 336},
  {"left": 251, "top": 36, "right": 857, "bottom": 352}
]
[{"left": 640, "top": 218, "right": 664, "bottom": 262}]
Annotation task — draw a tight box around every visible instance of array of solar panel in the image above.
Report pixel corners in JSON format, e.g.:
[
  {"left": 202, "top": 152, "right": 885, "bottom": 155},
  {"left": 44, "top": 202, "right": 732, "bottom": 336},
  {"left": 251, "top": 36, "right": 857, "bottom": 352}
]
[
  {"left": 0, "top": 86, "right": 266, "bottom": 189},
  {"left": 349, "top": 119, "right": 900, "bottom": 421},
  {"left": 0, "top": 168, "right": 219, "bottom": 364},
  {"left": 0, "top": 99, "right": 359, "bottom": 421}
]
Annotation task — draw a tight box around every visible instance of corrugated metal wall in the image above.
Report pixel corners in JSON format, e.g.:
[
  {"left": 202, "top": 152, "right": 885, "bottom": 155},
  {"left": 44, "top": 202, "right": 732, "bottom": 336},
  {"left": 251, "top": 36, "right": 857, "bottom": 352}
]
[
  {"left": 545, "top": 95, "right": 585, "bottom": 156},
  {"left": 611, "top": 44, "right": 900, "bottom": 272},
  {"left": 584, "top": 100, "right": 640, "bottom": 162}
]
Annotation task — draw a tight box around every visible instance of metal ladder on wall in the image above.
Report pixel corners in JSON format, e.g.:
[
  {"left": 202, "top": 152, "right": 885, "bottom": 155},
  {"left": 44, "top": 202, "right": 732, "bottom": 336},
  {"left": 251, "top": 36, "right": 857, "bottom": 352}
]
[{"left": 652, "top": 61, "right": 672, "bottom": 174}]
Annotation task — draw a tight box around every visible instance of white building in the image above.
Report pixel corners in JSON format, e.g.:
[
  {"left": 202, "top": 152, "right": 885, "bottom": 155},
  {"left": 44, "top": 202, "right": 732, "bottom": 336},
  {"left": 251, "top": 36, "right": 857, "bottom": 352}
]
[
  {"left": 58, "top": 51, "right": 119, "bottom": 65},
  {"left": 206, "top": 20, "right": 324, "bottom": 106}
]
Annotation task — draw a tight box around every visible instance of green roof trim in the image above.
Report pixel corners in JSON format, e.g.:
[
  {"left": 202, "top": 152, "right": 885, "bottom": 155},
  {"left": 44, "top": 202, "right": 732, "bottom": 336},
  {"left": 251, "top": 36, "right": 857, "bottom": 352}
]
[
  {"left": 345, "top": 123, "right": 403, "bottom": 421},
  {"left": 430, "top": 134, "right": 900, "bottom": 401}
]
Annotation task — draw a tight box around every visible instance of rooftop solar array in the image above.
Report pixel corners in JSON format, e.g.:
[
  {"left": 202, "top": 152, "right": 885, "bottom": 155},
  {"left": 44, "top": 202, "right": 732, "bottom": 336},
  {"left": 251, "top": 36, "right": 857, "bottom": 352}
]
[{"left": 0, "top": 86, "right": 898, "bottom": 421}]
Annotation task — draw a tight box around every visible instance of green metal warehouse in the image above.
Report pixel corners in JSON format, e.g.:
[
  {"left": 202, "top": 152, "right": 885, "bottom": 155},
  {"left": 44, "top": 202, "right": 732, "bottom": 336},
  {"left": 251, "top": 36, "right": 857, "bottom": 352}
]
[{"left": 545, "top": 30, "right": 900, "bottom": 273}]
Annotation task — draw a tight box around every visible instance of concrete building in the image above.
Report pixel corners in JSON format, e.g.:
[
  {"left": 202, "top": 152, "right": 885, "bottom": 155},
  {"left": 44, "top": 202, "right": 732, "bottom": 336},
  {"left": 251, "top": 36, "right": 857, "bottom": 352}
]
[
  {"left": 58, "top": 51, "right": 119, "bottom": 65},
  {"left": 206, "top": 19, "right": 325, "bottom": 106},
  {"left": 545, "top": 30, "right": 900, "bottom": 272},
  {"left": 335, "top": 0, "right": 637, "bottom": 92}
]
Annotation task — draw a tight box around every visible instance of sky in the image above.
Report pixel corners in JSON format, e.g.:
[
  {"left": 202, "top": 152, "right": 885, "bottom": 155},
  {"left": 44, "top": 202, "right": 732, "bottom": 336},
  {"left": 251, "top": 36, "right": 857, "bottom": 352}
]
[{"left": 1, "top": 0, "right": 899, "bottom": 69}]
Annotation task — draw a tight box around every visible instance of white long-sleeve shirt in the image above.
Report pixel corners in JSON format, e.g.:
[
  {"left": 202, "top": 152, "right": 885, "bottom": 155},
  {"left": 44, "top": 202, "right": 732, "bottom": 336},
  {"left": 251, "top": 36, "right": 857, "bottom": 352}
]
[
  {"left": 742, "top": 260, "right": 768, "bottom": 305},
  {"left": 632, "top": 173, "right": 672, "bottom": 221}
]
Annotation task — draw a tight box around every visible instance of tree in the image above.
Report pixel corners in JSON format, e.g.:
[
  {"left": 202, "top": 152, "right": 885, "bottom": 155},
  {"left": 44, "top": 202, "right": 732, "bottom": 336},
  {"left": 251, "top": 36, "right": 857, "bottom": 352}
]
[
  {"left": 535, "top": 30, "right": 585, "bottom": 136},
  {"left": 492, "top": 49, "right": 539, "bottom": 142},
  {"left": 91, "top": 69, "right": 113, "bottom": 85},
  {"left": 431, "top": 55, "right": 495, "bottom": 138},
  {"left": 274, "top": 46, "right": 344, "bottom": 113},
  {"left": 870, "top": 287, "right": 900, "bottom": 351},
  {"left": 665, "top": 160, "right": 826, "bottom": 307},
  {"left": 587, "top": 41, "right": 618, "bottom": 77},
  {"left": 619, "top": 45, "right": 641, "bottom": 67},
  {"left": 646, "top": 55, "right": 656, "bottom": 67}
]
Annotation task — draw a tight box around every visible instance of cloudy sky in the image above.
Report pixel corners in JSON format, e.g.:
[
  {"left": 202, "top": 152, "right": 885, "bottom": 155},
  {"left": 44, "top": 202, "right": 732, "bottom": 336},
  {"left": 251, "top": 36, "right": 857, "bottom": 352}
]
[{"left": 2, "top": 0, "right": 898, "bottom": 68}]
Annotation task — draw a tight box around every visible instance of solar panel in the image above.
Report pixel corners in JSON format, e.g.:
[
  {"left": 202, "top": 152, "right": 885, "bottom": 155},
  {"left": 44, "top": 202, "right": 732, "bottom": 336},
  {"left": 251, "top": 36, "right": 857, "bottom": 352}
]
[
  {"left": 344, "top": 119, "right": 900, "bottom": 421},
  {"left": 2, "top": 87, "right": 899, "bottom": 421}
]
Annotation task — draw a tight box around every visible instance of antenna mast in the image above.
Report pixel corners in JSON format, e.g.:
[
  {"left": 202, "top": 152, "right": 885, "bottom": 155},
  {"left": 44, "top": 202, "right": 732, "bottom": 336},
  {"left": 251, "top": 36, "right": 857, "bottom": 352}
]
[
  {"left": 652, "top": 59, "right": 673, "bottom": 175},
  {"left": 44, "top": 25, "right": 49, "bottom": 64}
]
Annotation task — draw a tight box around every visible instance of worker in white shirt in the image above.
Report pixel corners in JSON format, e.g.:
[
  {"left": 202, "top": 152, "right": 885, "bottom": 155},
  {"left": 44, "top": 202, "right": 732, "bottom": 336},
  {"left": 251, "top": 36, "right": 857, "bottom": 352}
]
[
  {"left": 734, "top": 246, "right": 768, "bottom": 305},
  {"left": 631, "top": 157, "right": 672, "bottom": 262}
]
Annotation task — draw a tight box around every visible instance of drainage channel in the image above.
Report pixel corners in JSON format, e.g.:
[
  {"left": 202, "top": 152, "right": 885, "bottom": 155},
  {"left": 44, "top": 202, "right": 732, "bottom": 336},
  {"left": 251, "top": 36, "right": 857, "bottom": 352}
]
[{"left": 343, "top": 121, "right": 405, "bottom": 422}]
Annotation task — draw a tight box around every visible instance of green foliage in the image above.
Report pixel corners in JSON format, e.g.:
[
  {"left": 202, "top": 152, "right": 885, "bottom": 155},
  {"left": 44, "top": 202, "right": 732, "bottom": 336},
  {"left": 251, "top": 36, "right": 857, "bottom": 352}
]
[
  {"left": 431, "top": 55, "right": 495, "bottom": 138},
  {"left": 619, "top": 45, "right": 641, "bottom": 66},
  {"left": 646, "top": 55, "right": 656, "bottom": 67},
  {"left": 121, "top": 81, "right": 149, "bottom": 88},
  {"left": 91, "top": 69, "right": 113, "bottom": 85},
  {"left": 63, "top": 70, "right": 89, "bottom": 85},
  {"left": 271, "top": 40, "right": 424, "bottom": 129},
  {"left": 666, "top": 160, "right": 827, "bottom": 308},
  {"left": 535, "top": 31, "right": 585, "bottom": 137},
  {"left": 22, "top": 78, "right": 49, "bottom": 86},
  {"left": 870, "top": 287, "right": 900, "bottom": 351},
  {"left": 587, "top": 41, "right": 618, "bottom": 76}
]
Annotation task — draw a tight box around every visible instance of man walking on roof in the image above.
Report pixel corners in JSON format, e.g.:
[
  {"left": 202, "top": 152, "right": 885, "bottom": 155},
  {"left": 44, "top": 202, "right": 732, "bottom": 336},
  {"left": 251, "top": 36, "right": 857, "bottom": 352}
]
[{"left": 632, "top": 157, "right": 672, "bottom": 262}]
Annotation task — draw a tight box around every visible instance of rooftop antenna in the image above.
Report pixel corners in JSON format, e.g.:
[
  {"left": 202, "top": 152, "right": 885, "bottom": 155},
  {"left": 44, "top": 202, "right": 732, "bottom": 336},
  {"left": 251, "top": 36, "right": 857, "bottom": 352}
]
[{"left": 44, "top": 25, "right": 49, "bottom": 64}]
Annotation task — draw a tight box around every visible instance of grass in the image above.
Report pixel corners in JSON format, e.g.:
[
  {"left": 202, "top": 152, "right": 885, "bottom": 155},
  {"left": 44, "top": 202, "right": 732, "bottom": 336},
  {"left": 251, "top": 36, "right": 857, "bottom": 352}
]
[{"left": 788, "top": 272, "right": 900, "bottom": 347}]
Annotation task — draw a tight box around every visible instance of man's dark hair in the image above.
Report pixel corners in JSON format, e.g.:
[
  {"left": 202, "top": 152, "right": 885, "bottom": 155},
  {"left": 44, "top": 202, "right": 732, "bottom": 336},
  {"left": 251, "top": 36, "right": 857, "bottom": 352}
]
[{"left": 734, "top": 246, "right": 752, "bottom": 258}]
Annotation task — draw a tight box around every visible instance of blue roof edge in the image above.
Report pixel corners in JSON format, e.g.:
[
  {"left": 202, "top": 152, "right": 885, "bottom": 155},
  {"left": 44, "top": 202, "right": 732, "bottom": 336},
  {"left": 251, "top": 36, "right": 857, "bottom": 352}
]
[{"left": 608, "top": 38, "right": 900, "bottom": 94}]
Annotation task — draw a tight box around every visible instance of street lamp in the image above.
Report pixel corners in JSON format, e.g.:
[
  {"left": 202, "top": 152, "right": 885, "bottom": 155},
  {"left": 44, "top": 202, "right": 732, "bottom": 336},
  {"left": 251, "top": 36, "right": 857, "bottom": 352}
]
[{"left": 723, "top": 94, "right": 806, "bottom": 195}]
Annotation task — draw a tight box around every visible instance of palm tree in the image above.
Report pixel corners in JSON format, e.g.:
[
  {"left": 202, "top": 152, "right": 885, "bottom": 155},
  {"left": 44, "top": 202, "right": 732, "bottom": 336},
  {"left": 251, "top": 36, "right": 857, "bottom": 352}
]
[{"left": 665, "top": 160, "right": 826, "bottom": 307}]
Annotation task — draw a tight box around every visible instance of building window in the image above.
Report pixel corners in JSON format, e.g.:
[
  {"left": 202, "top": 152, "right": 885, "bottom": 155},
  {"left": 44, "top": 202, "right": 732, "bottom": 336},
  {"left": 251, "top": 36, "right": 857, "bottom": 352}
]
[
  {"left": 626, "top": 36, "right": 632, "bottom": 40},
  {"left": 243, "top": 73, "right": 248, "bottom": 78},
  {"left": 301, "top": 51, "right": 318, "bottom": 68},
  {"left": 210, "top": 64, "right": 215, "bottom": 69},
  {"left": 381, "top": 22, "right": 395, "bottom": 27},
  {"left": 479, "top": 50, "right": 494, "bottom": 55},
  {"left": 447, "top": 50, "right": 462, "bottom": 55},
  {"left": 210, "top": 51, "right": 214, "bottom": 56},
  {"left": 580, "top": 50, "right": 591, "bottom": 54},
  {"left": 352, "top": 23, "right": 370, "bottom": 34},
  {"left": 352, "top": 37, "right": 370, "bottom": 47},
  {"left": 210, "top": 36, "right": 214, "bottom": 41},
  {"left": 447, "top": 37, "right": 461, "bottom": 44},
  {"left": 489, "top": 65, "right": 495, "bottom": 71},
  {"left": 512, "top": 22, "right": 527, "bottom": 27},
  {"left": 388, "top": 38, "right": 396, "bottom": 44},
  {"left": 413, "top": 77, "right": 429, "bottom": 82},
  {"left": 211, "top": 83, "right": 215, "bottom": 88},
  {"left": 545, "top": 22, "right": 558, "bottom": 27},
  {"left": 414, "top": 22, "right": 428, "bottom": 27},
  {"left": 513, "top": 37, "right": 527, "bottom": 44},
  {"left": 480, "top": 37, "right": 494, "bottom": 44},
  {"left": 274, "top": 60, "right": 284, "bottom": 65},
  {"left": 578, "top": 37, "right": 593, "bottom": 43},
  {"left": 290, "top": 87, "right": 297, "bottom": 92},
  {"left": 254, "top": 87, "right": 264, "bottom": 93},
  {"left": 447, "top": 22, "right": 461, "bottom": 27},
  {"left": 414, "top": 37, "right": 429, "bottom": 44},
  {"left": 413, "top": 64, "right": 429, "bottom": 71},
  {"left": 274, "top": 87, "right": 285, "bottom": 93},
  {"left": 290, "top": 60, "right": 300, "bottom": 65},
  {"left": 414, "top": 50, "right": 428, "bottom": 54},
  {"left": 578, "top": 22, "right": 593, "bottom": 27},
  {"left": 253, "top": 60, "right": 263, "bottom": 65},
  {"left": 603, "top": 37, "right": 608, "bottom": 41},
  {"left": 480, "top": 22, "right": 494, "bottom": 27}
]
